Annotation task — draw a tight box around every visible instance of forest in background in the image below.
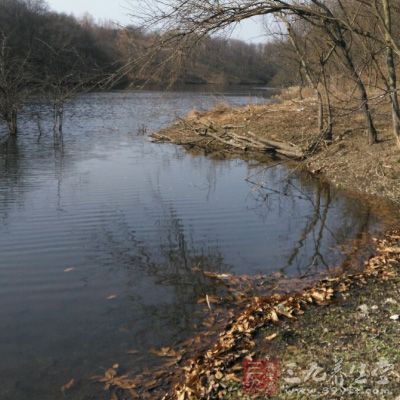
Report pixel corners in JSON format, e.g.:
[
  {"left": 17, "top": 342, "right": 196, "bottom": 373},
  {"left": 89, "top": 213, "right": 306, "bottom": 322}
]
[{"left": 0, "top": 0, "right": 289, "bottom": 89}]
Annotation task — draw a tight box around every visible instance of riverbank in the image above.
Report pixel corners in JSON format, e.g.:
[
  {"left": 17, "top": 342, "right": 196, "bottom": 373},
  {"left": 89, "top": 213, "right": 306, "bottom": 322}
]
[
  {"left": 187, "top": 233, "right": 400, "bottom": 400},
  {"left": 226, "top": 242, "right": 400, "bottom": 399},
  {"left": 152, "top": 88, "right": 400, "bottom": 205}
]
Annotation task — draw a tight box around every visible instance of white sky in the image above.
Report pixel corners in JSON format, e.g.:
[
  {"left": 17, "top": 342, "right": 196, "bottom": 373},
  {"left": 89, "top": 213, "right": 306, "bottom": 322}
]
[{"left": 46, "top": 0, "right": 268, "bottom": 43}]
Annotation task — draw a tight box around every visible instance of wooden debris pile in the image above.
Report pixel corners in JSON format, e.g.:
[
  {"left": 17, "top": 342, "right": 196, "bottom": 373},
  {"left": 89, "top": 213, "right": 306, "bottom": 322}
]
[{"left": 152, "top": 118, "right": 305, "bottom": 160}]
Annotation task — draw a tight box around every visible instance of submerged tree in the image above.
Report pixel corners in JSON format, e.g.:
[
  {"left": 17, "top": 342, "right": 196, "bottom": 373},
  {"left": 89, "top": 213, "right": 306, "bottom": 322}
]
[
  {"left": 0, "top": 33, "right": 32, "bottom": 136},
  {"left": 37, "top": 41, "right": 97, "bottom": 135}
]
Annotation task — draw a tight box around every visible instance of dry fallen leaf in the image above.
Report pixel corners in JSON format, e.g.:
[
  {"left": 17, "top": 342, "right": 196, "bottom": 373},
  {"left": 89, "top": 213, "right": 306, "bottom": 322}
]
[
  {"left": 150, "top": 347, "right": 181, "bottom": 358},
  {"left": 95, "top": 363, "right": 140, "bottom": 393},
  {"left": 104, "top": 367, "right": 118, "bottom": 381},
  {"left": 270, "top": 310, "right": 279, "bottom": 322},
  {"left": 225, "top": 373, "right": 241, "bottom": 382},
  {"left": 275, "top": 303, "right": 295, "bottom": 318},
  {"left": 310, "top": 289, "right": 327, "bottom": 303},
  {"left": 265, "top": 332, "right": 278, "bottom": 341},
  {"left": 381, "top": 247, "right": 400, "bottom": 254},
  {"left": 215, "top": 370, "right": 223, "bottom": 380},
  {"left": 61, "top": 378, "right": 75, "bottom": 392}
]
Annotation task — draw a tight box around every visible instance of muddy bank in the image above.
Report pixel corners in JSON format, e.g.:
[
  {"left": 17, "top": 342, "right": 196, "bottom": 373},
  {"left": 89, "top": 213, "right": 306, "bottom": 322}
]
[{"left": 152, "top": 91, "right": 400, "bottom": 205}]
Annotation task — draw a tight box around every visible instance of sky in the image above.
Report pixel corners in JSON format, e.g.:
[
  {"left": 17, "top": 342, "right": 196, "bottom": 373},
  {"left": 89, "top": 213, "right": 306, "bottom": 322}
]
[{"left": 46, "top": 0, "right": 268, "bottom": 43}]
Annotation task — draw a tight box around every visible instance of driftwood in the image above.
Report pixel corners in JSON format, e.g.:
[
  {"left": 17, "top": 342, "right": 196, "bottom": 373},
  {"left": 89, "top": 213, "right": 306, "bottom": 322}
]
[
  {"left": 246, "top": 131, "right": 304, "bottom": 159},
  {"left": 151, "top": 133, "right": 172, "bottom": 142},
  {"left": 199, "top": 124, "right": 305, "bottom": 159},
  {"left": 229, "top": 132, "right": 275, "bottom": 151},
  {"left": 196, "top": 127, "right": 248, "bottom": 151}
]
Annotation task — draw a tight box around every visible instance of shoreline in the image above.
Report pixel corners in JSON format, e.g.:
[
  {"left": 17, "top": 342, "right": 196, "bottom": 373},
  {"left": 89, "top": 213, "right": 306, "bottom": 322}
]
[
  {"left": 96, "top": 232, "right": 400, "bottom": 399},
  {"left": 152, "top": 90, "right": 400, "bottom": 207}
]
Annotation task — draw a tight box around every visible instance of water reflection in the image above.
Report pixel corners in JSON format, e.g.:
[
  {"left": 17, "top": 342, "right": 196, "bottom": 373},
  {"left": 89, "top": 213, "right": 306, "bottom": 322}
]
[
  {"left": 246, "top": 167, "right": 376, "bottom": 277},
  {"left": 93, "top": 202, "right": 230, "bottom": 342}
]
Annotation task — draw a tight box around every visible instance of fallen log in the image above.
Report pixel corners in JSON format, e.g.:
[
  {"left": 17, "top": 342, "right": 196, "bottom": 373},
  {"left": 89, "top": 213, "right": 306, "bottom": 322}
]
[
  {"left": 230, "top": 132, "right": 276, "bottom": 153},
  {"left": 193, "top": 125, "right": 305, "bottom": 159},
  {"left": 151, "top": 133, "right": 172, "bottom": 142},
  {"left": 198, "top": 127, "right": 248, "bottom": 151},
  {"left": 246, "top": 131, "right": 304, "bottom": 159}
]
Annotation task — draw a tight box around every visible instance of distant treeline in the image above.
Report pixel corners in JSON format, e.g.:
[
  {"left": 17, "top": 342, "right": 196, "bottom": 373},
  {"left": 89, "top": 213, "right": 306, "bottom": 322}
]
[{"left": 0, "top": 0, "right": 288, "bottom": 87}]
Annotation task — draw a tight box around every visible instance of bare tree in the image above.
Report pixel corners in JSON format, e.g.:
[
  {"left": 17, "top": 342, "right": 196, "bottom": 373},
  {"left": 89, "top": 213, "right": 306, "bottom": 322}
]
[
  {"left": 37, "top": 40, "right": 100, "bottom": 135},
  {"left": 0, "top": 33, "right": 30, "bottom": 136},
  {"left": 280, "top": 15, "right": 334, "bottom": 141},
  {"left": 379, "top": 0, "right": 400, "bottom": 147}
]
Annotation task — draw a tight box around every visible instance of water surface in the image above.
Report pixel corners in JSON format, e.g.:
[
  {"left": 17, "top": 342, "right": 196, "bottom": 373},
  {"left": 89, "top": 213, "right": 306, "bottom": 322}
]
[{"left": 0, "top": 91, "right": 381, "bottom": 399}]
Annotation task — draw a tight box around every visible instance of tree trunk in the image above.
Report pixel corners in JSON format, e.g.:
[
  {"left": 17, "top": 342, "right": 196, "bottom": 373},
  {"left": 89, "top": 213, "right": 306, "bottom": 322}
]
[
  {"left": 382, "top": 0, "right": 400, "bottom": 148},
  {"left": 53, "top": 103, "right": 64, "bottom": 135},
  {"left": 321, "top": 63, "right": 333, "bottom": 141},
  {"left": 284, "top": 18, "right": 325, "bottom": 136},
  {"left": 7, "top": 109, "right": 17, "bottom": 136},
  {"left": 340, "top": 44, "right": 378, "bottom": 144},
  {"left": 320, "top": 6, "right": 378, "bottom": 145}
]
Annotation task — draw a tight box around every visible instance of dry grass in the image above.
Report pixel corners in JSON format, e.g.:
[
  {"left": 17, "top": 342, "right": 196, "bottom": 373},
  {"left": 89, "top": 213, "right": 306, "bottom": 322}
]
[{"left": 307, "top": 110, "right": 400, "bottom": 205}]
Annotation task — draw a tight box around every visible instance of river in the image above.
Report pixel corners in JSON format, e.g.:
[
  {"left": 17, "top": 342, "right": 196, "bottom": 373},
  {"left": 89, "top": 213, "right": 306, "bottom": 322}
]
[{"left": 0, "top": 90, "right": 383, "bottom": 399}]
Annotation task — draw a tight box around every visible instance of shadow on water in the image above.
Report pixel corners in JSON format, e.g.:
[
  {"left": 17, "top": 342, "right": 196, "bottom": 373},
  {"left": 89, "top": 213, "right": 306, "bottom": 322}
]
[
  {"left": 0, "top": 136, "right": 21, "bottom": 210},
  {"left": 246, "top": 170, "right": 376, "bottom": 278},
  {"left": 0, "top": 91, "right": 392, "bottom": 399}
]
